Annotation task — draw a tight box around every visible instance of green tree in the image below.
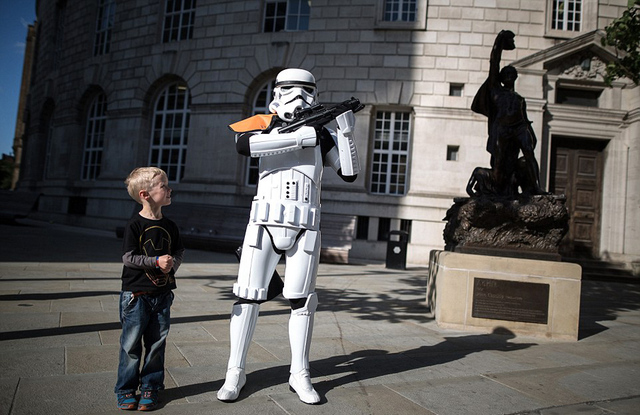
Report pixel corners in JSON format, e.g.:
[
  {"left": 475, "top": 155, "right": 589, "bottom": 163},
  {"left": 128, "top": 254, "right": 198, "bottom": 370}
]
[
  {"left": 0, "top": 156, "right": 14, "bottom": 190},
  {"left": 601, "top": 1, "right": 640, "bottom": 86}
]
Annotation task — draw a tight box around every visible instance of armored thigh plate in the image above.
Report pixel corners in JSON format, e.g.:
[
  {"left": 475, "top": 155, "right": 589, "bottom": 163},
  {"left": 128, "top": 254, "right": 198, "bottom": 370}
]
[
  {"left": 233, "top": 223, "right": 281, "bottom": 301},
  {"left": 283, "top": 229, "right": 320, "bottom": 299}
]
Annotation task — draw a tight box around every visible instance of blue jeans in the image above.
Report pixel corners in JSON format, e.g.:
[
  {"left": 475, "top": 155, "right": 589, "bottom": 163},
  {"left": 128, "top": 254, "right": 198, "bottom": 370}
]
[{"left": 114, "top": 290, "right": 173, "bottom": 395}]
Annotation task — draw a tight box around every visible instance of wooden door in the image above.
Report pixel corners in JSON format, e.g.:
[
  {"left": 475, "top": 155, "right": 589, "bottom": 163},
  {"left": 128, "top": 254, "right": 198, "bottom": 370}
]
[{"left": 550, "top": 138, "right": 605, "bottom": 258}]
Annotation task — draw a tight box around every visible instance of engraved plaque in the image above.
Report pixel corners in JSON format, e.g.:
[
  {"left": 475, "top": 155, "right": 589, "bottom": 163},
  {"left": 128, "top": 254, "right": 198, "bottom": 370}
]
[{"left": 472, "top": 278, "right": 549, "bottom": 324}]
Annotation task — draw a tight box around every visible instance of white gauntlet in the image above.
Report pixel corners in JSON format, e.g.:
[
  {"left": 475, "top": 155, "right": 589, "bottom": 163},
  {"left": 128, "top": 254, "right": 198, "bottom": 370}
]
[
  {"left": 336, "top": 110, "right": 360, "bottom": 176},
  {"left": 249, "top": 126, "right": 317, "bottom": 157}
]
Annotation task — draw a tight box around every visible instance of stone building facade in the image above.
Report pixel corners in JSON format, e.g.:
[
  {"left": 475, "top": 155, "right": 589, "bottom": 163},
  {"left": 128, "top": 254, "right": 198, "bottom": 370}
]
[{"left": 18, "top": 0, "right": 639, "bottom": 266}]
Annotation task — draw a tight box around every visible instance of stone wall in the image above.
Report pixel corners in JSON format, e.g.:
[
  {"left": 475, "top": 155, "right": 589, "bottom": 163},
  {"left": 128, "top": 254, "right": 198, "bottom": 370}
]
[{"left": 19, "top": 0, "right": 638, "bottom": 265}]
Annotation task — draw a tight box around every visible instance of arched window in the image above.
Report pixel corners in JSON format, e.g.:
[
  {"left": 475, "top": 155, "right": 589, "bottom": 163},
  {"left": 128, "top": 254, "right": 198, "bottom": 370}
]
[
  {"left": 149, "top": 82, "right": 190, "bottom": 182},
  {"left": 82, "top": 93, "right": 107, "bottom": 180},
  {"left": 245, "top": 79, "right": 275, "bottom": 186},
  {"left": 42, "top": 109, "right": 54, "bottom": 180}
]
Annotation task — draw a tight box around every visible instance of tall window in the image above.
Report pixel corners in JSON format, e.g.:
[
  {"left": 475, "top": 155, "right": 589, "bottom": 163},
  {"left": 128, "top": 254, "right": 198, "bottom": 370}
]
[
  {"left": 42, "top": 109, "right": 54, "bottom": 180},
  {"left": 551, "top": 0, "right": 581, "bottom": 31},
  {"left": 264, "top": 0, "right": 310, "bottom": 32},
  {"left": 82, "top": 94, "right": 107, "bottom": 180},
  {"left": 370, "top": 111, "right": 411, "bottom": 195},
  {"left": 149, "top": 83, "right": 190, "bottom": 182},
  {"left": 245, "top": 79, "right": 276, "bottom": 185},
  {"left": 94, "top": 0, "right": 115, "bottom": 56},
  {"left": 162, "top": 0, "right": 196, "bottom": 43},
  {"left": 383, "top": 0, "right": 417, "bottom": 22},
  {"left": 53, "top": 1, "right": 66, "bottom": 70}
]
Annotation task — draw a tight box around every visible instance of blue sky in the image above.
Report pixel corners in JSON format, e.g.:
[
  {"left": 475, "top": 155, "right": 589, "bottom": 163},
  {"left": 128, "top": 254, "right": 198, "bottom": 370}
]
[{"left": 0, "top": 1, "right": 36, "bottom": 156}]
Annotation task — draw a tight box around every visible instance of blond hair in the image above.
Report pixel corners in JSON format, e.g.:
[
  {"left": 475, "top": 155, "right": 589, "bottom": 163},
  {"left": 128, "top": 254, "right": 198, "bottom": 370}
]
[{"left": 124, "top": 167, "right": 166, "bottom": 203}]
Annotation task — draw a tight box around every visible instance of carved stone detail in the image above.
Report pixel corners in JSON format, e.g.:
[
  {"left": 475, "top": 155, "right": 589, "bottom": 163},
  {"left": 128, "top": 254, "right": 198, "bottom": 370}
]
[{"left": 561, "top": 55, "right": 606, "bottom": 80}]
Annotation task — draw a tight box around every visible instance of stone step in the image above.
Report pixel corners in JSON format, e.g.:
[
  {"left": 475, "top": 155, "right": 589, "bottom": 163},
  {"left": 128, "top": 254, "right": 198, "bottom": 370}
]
[{"left": 562, "top": 258, "right": 639, "bottom": 284}]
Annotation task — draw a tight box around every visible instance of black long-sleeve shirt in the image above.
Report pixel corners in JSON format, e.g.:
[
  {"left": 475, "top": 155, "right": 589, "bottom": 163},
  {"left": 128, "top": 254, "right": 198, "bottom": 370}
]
[{"left": 120, "top": 214, "right": 184, "bottom": 293}]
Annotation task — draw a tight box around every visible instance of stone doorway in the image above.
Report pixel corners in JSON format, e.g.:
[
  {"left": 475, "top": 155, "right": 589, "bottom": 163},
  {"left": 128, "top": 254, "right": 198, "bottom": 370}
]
[{"left": 550, "top": 137, "right": 606, "bottom": 258}]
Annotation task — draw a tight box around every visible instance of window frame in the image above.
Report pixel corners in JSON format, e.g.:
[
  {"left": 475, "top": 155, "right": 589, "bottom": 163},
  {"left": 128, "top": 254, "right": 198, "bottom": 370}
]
[
  {"left": 148, "top": 82, "right": 191, "bottom": 183},
  {"left": 93, "top": 0, "right": 115, "bottom": 56},
  {"left": 555, "top": 83, "right": 603, "bottom": 107},
  {"left": 446, "top": 145, "right": 459, "bottom": 161},
  {"left": 449, "top": 83, "right": 464, "bottom": 97},
  {"left": 545, "top": 0, "right": 596, "bottom": 38},
  {"left": 53, "top": 1, "right": 66, "bottom": 70},
  {"left": 81, "top": 93, "right": 107, "bottom": 181},
  {"left": 369, "top": 109, "right": 412, "bottom": 196},
  {"left": 162, "top": 0, "right": 196, "bottom": 43},
  {"left": 263, "top": 0, "right": 310, "bottom": 33},
  {"left": 375, "top": 0, "right": 426, "bottom": 30}
]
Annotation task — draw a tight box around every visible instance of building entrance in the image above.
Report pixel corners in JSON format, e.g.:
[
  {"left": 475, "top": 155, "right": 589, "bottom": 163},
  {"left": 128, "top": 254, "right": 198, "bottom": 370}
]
[{"left": 550, "top": 137, "right": 606, "bottom": 258}]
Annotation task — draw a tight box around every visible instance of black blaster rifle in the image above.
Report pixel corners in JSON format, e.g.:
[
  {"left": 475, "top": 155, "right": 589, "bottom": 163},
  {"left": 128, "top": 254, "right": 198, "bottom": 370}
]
[{"left": 278, "top": 97, "right": 365, "bottom": 134}]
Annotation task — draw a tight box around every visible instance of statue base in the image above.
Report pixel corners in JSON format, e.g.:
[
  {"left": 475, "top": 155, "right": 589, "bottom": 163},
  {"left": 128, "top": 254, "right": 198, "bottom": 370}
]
[
  {"left": 426, "top": 250, "right": 582, "bottom": 341},
  {"left": 443, "top": 194, "right": 569, "bottom": 260}
]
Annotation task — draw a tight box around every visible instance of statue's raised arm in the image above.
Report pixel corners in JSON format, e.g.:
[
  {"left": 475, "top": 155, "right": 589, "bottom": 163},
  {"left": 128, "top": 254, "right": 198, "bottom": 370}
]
[{"left": 472, "top": 30, "right": 516, "bottom": 118}]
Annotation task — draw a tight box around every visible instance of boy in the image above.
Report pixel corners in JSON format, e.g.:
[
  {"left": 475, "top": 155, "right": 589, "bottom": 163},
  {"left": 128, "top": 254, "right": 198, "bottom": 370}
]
[{"left": 115, "top": 167, "right": 185, "bottom": 411}]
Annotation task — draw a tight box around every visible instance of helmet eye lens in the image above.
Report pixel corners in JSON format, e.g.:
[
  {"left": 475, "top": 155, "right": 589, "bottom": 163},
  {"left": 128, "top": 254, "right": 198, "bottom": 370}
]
[{"left": 277, "top": 85, "right": 315, "bottom": 99}]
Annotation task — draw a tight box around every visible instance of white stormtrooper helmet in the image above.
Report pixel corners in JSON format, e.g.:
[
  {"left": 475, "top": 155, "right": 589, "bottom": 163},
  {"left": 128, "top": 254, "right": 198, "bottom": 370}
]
[{"left": 269, "top": 68, "right": 318, "bottom": 122}]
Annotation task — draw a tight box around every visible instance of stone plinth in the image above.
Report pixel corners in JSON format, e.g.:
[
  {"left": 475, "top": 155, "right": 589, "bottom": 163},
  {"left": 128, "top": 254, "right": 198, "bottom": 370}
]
[{"left": 426, "top": 250, "right": 582, "bottom": 341}]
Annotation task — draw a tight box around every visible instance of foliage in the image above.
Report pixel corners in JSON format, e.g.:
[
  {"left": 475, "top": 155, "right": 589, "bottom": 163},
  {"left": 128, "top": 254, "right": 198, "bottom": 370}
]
[
  {"left": 601, "top": 1, "right": 640, "bottom": 85},
  {"left": 0, "top": 156, "right": 14, "bottom": 190}
]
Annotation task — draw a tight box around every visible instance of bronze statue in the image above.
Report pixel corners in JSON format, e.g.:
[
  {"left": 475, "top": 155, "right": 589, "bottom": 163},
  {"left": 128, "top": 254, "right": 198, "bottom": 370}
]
[{"left": 469, "top": 30, "right": 547, "bottom": 197}]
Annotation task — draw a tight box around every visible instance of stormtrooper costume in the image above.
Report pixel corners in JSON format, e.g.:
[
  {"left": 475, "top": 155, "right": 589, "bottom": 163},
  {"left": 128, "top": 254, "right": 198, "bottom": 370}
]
[{"left": 217, "top": 68, "right": 360, "bottom": 404}]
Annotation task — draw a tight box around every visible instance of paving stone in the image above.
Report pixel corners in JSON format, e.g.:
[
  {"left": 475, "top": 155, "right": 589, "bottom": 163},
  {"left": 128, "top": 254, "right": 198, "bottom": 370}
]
[
  {"left": 66, "top": 344, "right": 120, "bottom": 374},
  {"left": 278, "top": 384, "right": 438, "bottom": 415},
  {"left": 166, "top": 322, "right": 217, "bottom": 342},
  {"left": 0, "top": 347, "right": 65, "bottom": 377},
  {"left": 0, "top": 312, "right": 60, "bottom": 333},
  {"left": 10, "top": 373, "right": 116, "bottom": 415},
  {"left": 0, "top": 378, "right": 18, "bottom": 415},
  {"left": 2, "top": 222, "right": 640, "bottom": 415},
  {"left": 592, "top": 396, "right": 640, "bottom": 414},
  {"left": 59, "top": 310, "right": 119, "bottom": 327},
  {"left": 385, "top": 377, "right": 546, "bottom": 415},
  {"left": 487, "top": 361, "right": 640, "bottom": 406}
]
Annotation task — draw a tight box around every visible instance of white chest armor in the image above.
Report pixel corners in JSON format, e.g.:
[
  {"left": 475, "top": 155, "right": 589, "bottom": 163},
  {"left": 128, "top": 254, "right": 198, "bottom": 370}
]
[{"left": 250, "top": 145, "right": 323, "bottom": 231}]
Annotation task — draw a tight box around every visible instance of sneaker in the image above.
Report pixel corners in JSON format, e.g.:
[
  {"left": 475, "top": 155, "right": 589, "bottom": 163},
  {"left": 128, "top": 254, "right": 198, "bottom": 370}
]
[
  {"left": 137, "top": 390, "right": 158, "bottom": 411},
  {"left": 116, "top": 392, "right": 137, "bottom": 410}
]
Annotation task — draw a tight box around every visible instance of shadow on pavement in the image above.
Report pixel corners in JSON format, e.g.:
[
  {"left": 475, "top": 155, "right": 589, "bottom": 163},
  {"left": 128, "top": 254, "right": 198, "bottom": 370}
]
[{"left": 165, "top": 328, "right": 535, "bottom": 405}]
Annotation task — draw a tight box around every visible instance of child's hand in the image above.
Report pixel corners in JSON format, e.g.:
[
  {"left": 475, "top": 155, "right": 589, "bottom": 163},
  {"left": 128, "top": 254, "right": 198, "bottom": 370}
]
[{"left": 157, "top": 254, "right": 173, "bottom": 273}]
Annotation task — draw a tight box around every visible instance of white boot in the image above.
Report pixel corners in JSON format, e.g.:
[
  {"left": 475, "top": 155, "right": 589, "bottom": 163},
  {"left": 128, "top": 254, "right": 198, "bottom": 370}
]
[
  {"left": 217, "top": 367, "right": 245, "bottom": 402},
  {"left": 288, "top": 293, "right": 320, "bottom": 404},
  {"left": 289, "top": 369, "right": 320, "bottom": 404},
  {"left": 217, "top": 303, "right": 259, "bottom": 402}
]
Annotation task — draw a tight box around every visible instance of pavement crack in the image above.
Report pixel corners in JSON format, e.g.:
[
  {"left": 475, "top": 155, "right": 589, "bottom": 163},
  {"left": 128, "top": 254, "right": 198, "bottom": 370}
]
[{"left": 8, "top": 377, "right": 21, "bottom": 415}]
